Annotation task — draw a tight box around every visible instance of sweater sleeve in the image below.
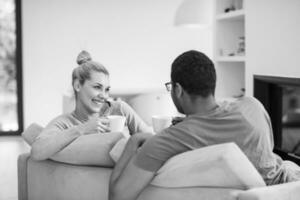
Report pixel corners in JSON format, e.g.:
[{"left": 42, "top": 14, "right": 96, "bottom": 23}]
[
  {"left": 118, "top": 100, "right": 152, "bottom": 134},
  {"left": 31, "top": 114, "right": 82, "bottom": 160}
]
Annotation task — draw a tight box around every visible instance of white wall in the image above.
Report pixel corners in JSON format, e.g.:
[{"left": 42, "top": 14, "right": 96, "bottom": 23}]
[
  {"left": 245, "top": 0, "right": 300, "bottom": 95},
  {"left": 22, "top": 0, "right": 213, "bottom": 127}
]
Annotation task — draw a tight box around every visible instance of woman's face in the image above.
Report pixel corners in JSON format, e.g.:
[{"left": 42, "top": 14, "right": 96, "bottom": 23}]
[{"left": 76, "top": 71, "right": 110, "bottom": 114}]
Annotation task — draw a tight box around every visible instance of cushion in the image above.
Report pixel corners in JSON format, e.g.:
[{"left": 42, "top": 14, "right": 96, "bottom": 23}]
[
  {"left": 22, "top": 123, "right": 43, "bottom": 145},
  {"left": 109, "top": 137, "right": 129, "bottom": 162},
  {"left": 22, "top": 123, "right": 124, "bottom": 166},
  {"left": 238, "top": 180, "right": 300, "bottom": 200},
  {"left": 51, "top": 132, "right": 123, "bottom": 166},
  {"left": 151, "top": 143, "right": 266, "bottom": 190}
]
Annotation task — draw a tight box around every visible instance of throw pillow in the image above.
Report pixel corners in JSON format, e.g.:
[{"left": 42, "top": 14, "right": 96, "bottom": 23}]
[
  {"left": 22, "top": 123, "right": 124, "bottom": 166},
  {"left": 22, "top": 123, "right": 43, "bottom": 145},
  {"left": 51, "top": 132, "right": 123, "bottom": 166},
  {"left": 151, "top": 143, "right": 266, "bottom": 189},
  {"left": 109, "top": 137, "right": 129, "bottom": 162}
]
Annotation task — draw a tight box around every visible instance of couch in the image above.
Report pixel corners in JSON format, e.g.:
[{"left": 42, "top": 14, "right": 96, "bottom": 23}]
[
  {"left": 18, "top": 152, "right": 242, "bottom": 200},
  {"left": 18, "top": 92, "right": 300, "bottom": 200},
  {"left": 18, "top": 141, "right": 300, "bottom": 200}
]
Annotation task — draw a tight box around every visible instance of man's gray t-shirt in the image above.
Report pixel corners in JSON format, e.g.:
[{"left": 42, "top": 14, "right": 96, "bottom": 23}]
[{"left": 135, "top": 97, "right": 299, "bottom": 185}]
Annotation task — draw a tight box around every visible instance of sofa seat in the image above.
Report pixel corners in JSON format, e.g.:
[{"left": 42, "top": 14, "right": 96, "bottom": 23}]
[
  {"left": 18, "top": 152, "right": 300, "bottom": 200},
  {"left": 21, "top": 154, "right": 111, "bottom": 200},
  {"left": 18, "top": 153, "right": 241, "bottom": 200}
]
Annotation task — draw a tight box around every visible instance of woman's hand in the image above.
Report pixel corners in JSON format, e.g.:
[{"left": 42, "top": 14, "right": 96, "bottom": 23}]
[{"left": 78, "top": 117, "right": 110, "bottom": 135}]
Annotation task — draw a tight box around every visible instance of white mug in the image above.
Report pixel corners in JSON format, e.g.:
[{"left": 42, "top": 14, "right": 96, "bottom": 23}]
[
  {"left": 152, "top": 115, "right": 172, "bottom": 133},
  {"left": 107, "top": 115, "right": 126, "bottom": 132}
]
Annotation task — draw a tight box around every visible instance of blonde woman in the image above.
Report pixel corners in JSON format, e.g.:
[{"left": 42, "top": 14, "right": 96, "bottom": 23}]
[{"left": 31, "top": 51, "right": 150, "bottom": 160}]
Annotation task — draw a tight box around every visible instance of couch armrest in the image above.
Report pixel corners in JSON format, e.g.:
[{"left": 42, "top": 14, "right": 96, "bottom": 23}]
[
  {"left": 18, "top": 153, "right": 31, "bottom": 200},
  {"left": 238, "top": 181, "right": 300, "bottom": 200}
]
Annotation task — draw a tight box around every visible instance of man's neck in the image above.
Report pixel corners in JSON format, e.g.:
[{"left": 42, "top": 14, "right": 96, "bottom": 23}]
[{"left": 183, "top": 95, "right": 218, "bottom": 116}]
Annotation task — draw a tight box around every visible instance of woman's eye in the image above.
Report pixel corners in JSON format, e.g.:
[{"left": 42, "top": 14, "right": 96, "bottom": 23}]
[
  {"left": 105, "top": 88, "right": 110, "bottom": 92},
  {"left": 94, "top": 85, "right": 102, "bottom": 90}
]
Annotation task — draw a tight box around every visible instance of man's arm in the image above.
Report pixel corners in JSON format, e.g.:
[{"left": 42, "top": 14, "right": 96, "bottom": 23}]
[{"left": 109, "top": 133, "right": 155, "bottom": 200}]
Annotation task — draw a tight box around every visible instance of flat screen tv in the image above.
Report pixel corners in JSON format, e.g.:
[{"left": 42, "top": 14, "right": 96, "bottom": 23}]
[{"left": 254, "top": 75, "right": 300, "bottom": 164}]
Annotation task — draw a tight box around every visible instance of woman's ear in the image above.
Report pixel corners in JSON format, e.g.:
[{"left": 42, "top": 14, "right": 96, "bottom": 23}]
[{"left": 73, "top": 79, "right": 81, "bottom": 92}]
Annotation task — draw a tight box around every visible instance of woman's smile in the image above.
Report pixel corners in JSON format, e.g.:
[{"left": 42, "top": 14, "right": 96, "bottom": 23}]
[{"left": 91, "top": 98, "right": 106, "bottom": 105}]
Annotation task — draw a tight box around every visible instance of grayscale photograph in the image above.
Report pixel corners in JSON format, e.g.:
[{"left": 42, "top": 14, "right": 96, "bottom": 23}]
[{"left": 1, "top": 0, "right": 300, "bottom": 200}]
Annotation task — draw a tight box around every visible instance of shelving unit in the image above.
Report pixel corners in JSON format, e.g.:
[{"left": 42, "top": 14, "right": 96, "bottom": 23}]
[
  {"left": 216, "top": 56, "right": 245, "bottom": 62},
  {"left": 216, "top": 9, "right": 245, "bottom": 20},
  {"left": 214, "top": 0, "right": 245, "bottom": 98}
]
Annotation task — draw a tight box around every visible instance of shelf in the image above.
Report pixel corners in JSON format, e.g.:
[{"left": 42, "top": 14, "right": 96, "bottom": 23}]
[
  {"left": 216, "top": 9, "right": 245, "bottom": 21},
  {"left": 214, "top": 0, "right": 245, "bottom": 98},
  {"left": 216, "top": 56, "right": 245, "bottom": 62}
]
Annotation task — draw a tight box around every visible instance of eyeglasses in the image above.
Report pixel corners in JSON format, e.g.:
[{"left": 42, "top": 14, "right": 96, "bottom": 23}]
[{"left": 165, "top": 82, "right": 172, "bottom": 92}]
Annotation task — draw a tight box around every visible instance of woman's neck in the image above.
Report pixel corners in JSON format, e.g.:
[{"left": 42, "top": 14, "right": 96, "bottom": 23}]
[{"left": 73, "top": 104, "right": 99, "bottom": 122}]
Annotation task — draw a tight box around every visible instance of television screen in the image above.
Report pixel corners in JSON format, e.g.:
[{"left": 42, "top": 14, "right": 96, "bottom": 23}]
[
  {"left": 254, "top": 75, "right": 300, "bottom": 164},
  {"left": 281, "top": 86, "right": 300, "bottom": 156}
]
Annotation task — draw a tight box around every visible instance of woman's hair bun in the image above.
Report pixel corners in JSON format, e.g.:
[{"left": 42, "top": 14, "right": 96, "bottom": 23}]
[{"left": 76, "top": 50, "right": 92, "bottom": 65}]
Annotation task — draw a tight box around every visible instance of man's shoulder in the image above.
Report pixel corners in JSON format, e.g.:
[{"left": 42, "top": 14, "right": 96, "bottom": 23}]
[
  {"left": 218, "top": 96, "right": 263, "bottom": 109},
  {"left": 235, "top": 96, "right": 266, "bottom": 113},
  {"left": 237, "top": 96, "right": 262, "bottom": 105},
  {"left": 233, "top": 96, "right": 271, "bottom": 129}
]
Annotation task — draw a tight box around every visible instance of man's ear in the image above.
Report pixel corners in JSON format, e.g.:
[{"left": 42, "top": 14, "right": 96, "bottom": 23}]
[
  {"left": 174, "top": 82, "right": 183, "bottom": 98},
  {"left": 73, "top": 79, "right": 81, "bottom": 92}
]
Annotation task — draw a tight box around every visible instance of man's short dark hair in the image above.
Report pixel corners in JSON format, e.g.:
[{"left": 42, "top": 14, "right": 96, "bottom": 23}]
[{"left": 171, "top": 50, "right": 216, "bottom": 97}]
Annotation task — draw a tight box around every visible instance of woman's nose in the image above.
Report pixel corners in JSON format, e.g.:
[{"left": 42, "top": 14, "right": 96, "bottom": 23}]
[{"left": 97, "top": 90, "right": 109, "bottom": 99}]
